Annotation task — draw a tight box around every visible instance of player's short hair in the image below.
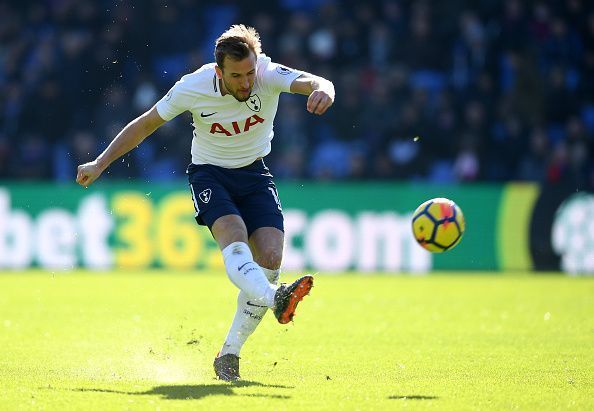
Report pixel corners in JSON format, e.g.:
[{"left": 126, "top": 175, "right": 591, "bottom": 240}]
[{"left": 215, "top": 24, "right": 262, "bottom": 70}]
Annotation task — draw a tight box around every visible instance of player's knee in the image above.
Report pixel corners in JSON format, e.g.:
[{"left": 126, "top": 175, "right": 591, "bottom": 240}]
[
  {"left": 212, "top": 215, "right": 249, "bottom": 248},
  {"left": 255, "top": 248, "right": 282, "bottom": 270}
]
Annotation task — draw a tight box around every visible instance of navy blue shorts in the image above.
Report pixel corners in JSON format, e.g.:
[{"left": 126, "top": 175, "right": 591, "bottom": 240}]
[{"left": 187, "top": 159, "right": 284, "bottom": 236}]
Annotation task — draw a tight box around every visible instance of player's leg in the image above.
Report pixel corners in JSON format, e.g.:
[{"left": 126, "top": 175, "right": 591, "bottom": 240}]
[
  {"left": 210, "top": 215, "right": 278, "bottom": 381},
  {"left": 211, "top": 215, "right": 277, "bottom": 307},
  {"left": 240, "top": 181, "right": 313, "bottom": 324},
  {"left": 188, "top": 165, "right": 277, "bottom": 307},
  {"left": 211, "top": 160, "right": 307, "bottom": 380},
  {"left": 189, "top": 163, "right": 278, "bottom": 381},
  {"left": 249, "top": 226, "right": 284, "bottom": 271},
  {"left": 218, "top": 227, "right": 283, "bottom": 358}
]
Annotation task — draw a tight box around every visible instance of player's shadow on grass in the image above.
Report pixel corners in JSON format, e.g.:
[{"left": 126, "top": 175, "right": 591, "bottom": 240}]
[
  {"left": 389, "top": 395, "right": 439, "bottom": 400},
  {"left": 72, "top": 380, "right": 293, "bottom": 400}
]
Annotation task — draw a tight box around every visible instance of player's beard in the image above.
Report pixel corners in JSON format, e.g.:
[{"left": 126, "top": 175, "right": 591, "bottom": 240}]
[
  {"left": 231, "top": 89, "right": 252, "bottom": 102},
  {"left": 223, "top": 78, "right": 251, "bottom": 102}
]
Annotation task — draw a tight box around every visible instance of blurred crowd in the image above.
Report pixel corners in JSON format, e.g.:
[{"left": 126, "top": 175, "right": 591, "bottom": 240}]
[{"left": 1, "top": 0, "right": 593, "bottom": 188}]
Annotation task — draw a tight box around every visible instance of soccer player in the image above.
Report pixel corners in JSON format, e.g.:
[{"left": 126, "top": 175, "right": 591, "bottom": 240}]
[{"left": 75, "top": 24, "right": 335, "bottom": 381}]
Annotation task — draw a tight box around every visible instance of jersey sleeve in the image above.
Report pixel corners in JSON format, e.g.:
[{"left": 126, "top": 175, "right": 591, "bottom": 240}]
[
  {"left": 257, "top": 55, "right": 303, "bottom": 95},
  {"left": 155, "top": 77, "right": 197, "bottom": 121}
]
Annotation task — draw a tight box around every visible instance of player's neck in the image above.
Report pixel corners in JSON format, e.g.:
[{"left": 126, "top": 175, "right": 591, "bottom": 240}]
[{"left": 219, "top": 78, "right": 228, "bottom": 96}]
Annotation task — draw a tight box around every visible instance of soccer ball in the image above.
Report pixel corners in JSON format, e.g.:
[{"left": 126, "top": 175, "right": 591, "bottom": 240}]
[{"left": 412, "top": 198, "right": 465, "bottom": 252}]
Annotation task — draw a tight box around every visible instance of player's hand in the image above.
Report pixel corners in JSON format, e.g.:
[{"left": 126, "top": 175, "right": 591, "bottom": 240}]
[
  {"left": 307, "top": 89, "right": 334, "bottom": 115},
  {"left": 76, "top": 160, "right": 104, "bottom": 188}
]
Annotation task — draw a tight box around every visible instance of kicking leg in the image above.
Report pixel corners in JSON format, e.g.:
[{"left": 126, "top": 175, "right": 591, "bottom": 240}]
[
  {"left": 213, "top": 215, "right": 277, "bottom": 307},
  {"left": 219, "top": 227, "right": 283, "bottom": 357}
]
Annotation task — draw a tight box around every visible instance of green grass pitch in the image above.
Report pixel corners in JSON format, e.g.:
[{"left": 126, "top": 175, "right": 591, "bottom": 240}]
[{"left": 0, "top": 270, "right": 592, "bottom": 410}]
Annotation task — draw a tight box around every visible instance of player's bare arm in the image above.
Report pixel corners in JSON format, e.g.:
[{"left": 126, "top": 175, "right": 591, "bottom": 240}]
[
  {"left": 290, "top": 73, "right": 335, "bottom": 115},
  {"left": 76, "top": 106, "right": 166, "bottom": 187}
]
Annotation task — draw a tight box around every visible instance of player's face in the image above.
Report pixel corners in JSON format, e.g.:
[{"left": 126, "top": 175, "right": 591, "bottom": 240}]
[{"left": 217, "top": 53, "right": 257, "bottom": 102}]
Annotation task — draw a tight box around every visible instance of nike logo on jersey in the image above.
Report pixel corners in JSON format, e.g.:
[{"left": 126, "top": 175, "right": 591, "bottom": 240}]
[
  {"left": 246, "top": 301, "right": 268, "bottom": 308},
  {"left": 200, "top": 112, "right": 217, "bottom": 117}
]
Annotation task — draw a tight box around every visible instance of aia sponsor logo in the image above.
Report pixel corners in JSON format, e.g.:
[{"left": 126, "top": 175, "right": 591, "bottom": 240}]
[{"left": 209, "top": 114, "right": 265, "bottom": 136}]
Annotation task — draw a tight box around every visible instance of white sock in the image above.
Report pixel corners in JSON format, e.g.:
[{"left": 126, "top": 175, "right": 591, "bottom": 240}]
[
  {"left": 261, "top": 267, "right": 280, "bottom": 285},
  {"left": 220, "top": 267, "right": 280, "bottom": 356},
  {"left": 222, "top": 242, "right": 276, "bottom": 307}
]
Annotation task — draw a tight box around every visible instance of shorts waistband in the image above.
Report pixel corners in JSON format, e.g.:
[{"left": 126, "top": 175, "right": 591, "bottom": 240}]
[{"left": 187, "top": 157, "right": 266, "bottom": 173}]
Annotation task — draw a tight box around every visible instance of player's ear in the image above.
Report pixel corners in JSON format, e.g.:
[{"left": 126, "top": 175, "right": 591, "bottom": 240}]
[{"left": 215, "top": 65, "right": 223, "bottom": 79}]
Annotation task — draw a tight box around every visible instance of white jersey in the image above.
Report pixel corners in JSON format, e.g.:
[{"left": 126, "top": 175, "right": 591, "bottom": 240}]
[{"left": 155, "top": 54, "right": 302, "bottom": 168}]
